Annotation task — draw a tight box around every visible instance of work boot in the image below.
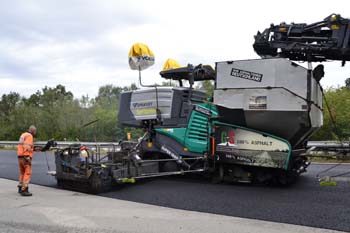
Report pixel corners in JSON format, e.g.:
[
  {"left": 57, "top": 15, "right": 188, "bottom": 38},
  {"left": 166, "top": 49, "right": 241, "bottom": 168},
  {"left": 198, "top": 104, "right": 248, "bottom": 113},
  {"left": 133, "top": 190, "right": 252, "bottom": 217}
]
[
  {"left": 17, "top": 185, "right": 22, "bottom": 194},
  {"left": 20, "top": 187, "right": 32, "bottom": 196}
]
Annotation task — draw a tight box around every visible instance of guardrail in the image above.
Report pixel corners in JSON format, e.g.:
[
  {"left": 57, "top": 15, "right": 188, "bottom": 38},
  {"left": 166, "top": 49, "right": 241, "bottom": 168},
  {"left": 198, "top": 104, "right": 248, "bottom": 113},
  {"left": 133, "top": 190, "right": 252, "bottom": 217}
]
[
  {"left": 1, "top": 140, "right": 349, "bottom": 156},
  {"left": 0, "top": 141, "right": 119, "bottom": 146},
  {"left": 307, "top": 141, "right": 350, "bottom": 148},
  {"left": 1, "top": 140, "right": 348, "bottom": 150},
  {"left": 307, "top": 141, "right": 350, "bottom": 153},
  {"left": 0, "top": 141, "right": 120, "bottom": 153}
]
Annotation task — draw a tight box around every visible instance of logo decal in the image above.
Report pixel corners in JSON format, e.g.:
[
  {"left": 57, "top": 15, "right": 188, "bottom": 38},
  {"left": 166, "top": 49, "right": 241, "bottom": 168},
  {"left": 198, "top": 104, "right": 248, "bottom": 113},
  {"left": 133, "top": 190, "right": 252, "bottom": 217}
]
[
  {"left": 132, "top": 102, "right": 153, "bottom": 108},
  {"left": 230, "top": 68, "right": 263, "bottom": 82}
]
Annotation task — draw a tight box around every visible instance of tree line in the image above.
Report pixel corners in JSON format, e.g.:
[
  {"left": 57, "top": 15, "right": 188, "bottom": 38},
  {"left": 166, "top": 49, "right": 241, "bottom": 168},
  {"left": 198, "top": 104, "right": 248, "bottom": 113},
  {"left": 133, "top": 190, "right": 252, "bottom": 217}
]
[
  {"left": 311, "top": 84, "right": 350, "bottom": 141},
  {"left": 0, "top": 82, "right": 349, "bottom": 142},
  {"left": 0, "top": 84, "right": 139, "bottom": 142}
]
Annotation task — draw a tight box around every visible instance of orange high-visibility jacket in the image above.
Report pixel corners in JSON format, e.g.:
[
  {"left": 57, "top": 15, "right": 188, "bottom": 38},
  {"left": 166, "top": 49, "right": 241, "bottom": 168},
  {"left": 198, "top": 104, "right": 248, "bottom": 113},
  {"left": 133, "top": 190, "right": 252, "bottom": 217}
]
[{"left": 17, "top": 132, "right": 34, "bottom": 158}]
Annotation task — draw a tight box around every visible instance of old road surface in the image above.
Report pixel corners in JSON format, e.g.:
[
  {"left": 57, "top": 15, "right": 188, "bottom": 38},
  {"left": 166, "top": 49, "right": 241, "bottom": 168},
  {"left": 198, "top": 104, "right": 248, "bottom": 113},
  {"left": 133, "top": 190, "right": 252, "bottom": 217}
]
[{"left": 0, "top": 150, "right": 349, "bottom": 232}]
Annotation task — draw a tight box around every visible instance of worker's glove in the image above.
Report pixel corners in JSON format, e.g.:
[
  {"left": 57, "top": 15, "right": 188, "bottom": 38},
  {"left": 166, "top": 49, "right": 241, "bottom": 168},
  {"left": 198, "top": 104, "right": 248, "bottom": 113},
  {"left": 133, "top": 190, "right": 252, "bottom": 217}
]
[
  {"left": 50, "top": 139, "right": 58, "bottom": 148},
  {"left": 41, "top": 139, "right": 57, "bottom": 152}
]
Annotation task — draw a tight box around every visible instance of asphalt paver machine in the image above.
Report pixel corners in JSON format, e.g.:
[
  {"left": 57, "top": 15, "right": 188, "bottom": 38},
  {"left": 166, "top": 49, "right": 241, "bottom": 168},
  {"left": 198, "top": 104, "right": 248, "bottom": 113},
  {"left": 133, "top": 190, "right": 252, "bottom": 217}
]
[{"left": 54, "top": 14, "right": 350, "bottom": 193}]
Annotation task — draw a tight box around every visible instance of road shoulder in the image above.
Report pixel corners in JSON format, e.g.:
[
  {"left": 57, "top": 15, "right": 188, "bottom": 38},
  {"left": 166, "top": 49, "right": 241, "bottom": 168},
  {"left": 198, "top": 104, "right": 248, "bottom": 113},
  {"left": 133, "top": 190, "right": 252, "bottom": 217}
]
[{"left": 0, "top": 178, "right": 345, "bottom": 233}]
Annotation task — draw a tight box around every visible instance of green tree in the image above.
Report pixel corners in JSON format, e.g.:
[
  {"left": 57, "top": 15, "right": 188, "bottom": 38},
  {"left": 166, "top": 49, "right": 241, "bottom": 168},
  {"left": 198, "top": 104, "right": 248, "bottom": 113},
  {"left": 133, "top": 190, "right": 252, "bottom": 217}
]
[
  {"left": 195, "top": 80, "right": 214, "bottom": 98},
  {"left": 0, "top": 92, "right": 20, "bottom": 117},
  {"left": 0, "top": 92, "right": 22, "bottom": 139},
  {"left": 312, "top": 86, "right": 350, "bottom": 140},
  {"left": 345, "top": 78, "right": 350, "bottom": 88},
  {"left": 0, "top": 83, "right": 163, "bottom": 142},
  {"left": 122, "top": 83, "right": 137, "bottom": 91}
]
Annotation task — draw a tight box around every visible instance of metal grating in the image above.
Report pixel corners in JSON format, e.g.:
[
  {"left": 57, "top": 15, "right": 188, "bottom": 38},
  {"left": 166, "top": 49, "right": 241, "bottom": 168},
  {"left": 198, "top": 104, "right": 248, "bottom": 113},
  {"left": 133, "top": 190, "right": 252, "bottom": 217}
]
[{"left": 187, "top": 113, "right": 208, "bottom": 141}]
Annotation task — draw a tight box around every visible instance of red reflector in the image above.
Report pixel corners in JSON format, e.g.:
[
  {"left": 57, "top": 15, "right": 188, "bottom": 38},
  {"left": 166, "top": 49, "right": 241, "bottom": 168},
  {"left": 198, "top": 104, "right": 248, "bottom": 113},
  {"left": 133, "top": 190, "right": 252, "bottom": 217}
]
[
  {"left": 211, "top": 137, "right": 215, "bottom": 156},
  {"left": 228, "top": 130, "right": 235, "bottom": 144}
]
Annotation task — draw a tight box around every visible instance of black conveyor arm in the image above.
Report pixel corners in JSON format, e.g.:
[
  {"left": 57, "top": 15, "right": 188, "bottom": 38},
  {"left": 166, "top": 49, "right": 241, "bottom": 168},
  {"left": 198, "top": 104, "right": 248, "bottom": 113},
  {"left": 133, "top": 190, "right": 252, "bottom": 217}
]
[{"left": 253, "top": 14, "right": 350, "bottom": 65}]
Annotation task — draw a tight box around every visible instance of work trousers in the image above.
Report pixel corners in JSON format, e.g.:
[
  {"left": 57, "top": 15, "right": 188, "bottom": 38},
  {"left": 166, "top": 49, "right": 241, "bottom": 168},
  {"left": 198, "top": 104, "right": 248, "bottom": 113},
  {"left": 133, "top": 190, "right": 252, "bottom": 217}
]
[{"left": 18, "top": 157, "right": 32, "bottom": 191}]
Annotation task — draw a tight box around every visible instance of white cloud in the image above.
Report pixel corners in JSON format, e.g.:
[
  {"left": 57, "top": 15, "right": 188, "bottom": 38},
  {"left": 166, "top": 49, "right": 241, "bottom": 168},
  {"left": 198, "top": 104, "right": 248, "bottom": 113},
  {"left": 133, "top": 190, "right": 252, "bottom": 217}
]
[{"left": 0, "top": 0, "right": 350, "bottom": 98}]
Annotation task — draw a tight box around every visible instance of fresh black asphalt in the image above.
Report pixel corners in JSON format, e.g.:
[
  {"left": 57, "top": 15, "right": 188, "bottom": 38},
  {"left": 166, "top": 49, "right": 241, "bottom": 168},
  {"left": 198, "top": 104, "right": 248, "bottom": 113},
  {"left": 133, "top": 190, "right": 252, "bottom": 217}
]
[{"left": 1, "top": 150, "right": 349, "bottom": 232}]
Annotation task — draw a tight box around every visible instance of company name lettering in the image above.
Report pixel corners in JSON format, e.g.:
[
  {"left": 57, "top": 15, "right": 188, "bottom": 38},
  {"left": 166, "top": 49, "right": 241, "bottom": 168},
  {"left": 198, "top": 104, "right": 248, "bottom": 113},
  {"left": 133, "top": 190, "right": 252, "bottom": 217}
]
[
  {"left": 230, "top": 68, "right": 263, "bottom": 82},
  {"left": 161, "top": 146, "right": 180, "bottom": 161},
  {"left": 133, "top": 102, "right": 153, "bottom": 108}
]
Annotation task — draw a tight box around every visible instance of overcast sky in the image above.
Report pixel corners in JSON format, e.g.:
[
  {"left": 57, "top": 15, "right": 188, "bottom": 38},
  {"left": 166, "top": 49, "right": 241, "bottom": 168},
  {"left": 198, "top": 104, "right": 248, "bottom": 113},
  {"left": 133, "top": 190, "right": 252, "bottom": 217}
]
[{"left": 1, "top": 0, "right": 350, "bottom": 98}]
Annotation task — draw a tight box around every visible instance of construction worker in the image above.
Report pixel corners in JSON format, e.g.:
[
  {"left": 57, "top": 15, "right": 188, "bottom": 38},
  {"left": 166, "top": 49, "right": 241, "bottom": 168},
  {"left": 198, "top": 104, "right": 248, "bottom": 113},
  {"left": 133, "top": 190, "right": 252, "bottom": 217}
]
[
  {"left": 17, "top": 126, "right": 56, "bottom": 196},
  {"left": 17, "top": 125, "right": 38, "bottom": 196}
]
